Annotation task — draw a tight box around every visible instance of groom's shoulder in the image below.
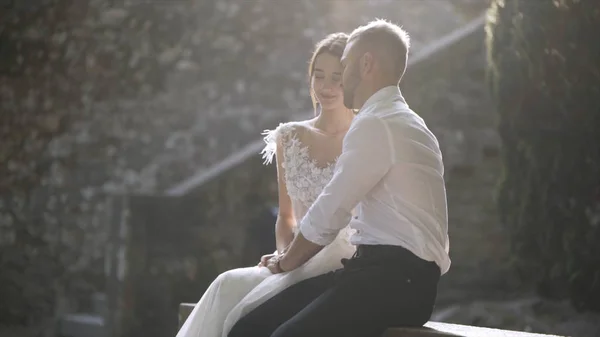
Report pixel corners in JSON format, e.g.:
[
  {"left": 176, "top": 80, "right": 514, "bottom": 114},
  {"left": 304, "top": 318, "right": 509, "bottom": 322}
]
[
  {"left": 385, "top": 106, "right": 428, "bottom": 128},
  {"left": 347, "top": 114, "right": 389, "bottom": 140},
  {"left": 374, "top": 107, "right": 438, "bottom": 140}
]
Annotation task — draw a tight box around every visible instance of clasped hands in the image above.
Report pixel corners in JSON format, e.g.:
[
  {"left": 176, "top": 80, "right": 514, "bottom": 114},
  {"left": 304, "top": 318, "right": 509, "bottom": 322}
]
[{"left": 258, "top": 252, "right": 286, "bottom": 274}]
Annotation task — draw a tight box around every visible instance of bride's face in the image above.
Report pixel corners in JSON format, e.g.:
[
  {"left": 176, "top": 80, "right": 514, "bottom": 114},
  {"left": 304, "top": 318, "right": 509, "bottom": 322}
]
[{"left": 311, "top": 52, "right": 345, "bottom": 110}]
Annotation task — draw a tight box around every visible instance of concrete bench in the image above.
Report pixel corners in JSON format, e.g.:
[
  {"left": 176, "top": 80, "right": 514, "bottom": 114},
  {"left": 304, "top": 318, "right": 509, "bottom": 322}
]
[{"left": 178, "top": 303, "right": 562, "bottom": 337}]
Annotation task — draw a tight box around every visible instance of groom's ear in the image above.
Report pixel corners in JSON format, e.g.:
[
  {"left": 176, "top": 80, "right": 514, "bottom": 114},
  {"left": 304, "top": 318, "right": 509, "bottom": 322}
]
[{"left": 360, "top": 52, "right": 375, "bottom": 77}]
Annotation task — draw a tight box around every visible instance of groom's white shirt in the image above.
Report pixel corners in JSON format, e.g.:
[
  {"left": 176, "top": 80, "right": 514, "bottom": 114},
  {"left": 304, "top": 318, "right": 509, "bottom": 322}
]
[{"left": 299, "top": 86, "right": 451, "bottom": 274}]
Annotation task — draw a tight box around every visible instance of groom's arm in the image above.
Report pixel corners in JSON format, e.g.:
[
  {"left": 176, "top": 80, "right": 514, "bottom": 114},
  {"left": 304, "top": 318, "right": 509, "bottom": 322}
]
[{"left": 278, "top": 116, "right": 393, "bottom": 272}]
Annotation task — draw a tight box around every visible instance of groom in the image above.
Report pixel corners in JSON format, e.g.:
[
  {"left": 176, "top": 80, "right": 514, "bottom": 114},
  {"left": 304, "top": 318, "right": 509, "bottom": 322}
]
[{"left": 229, "top": 19, "right": 450, "bottom": 337}]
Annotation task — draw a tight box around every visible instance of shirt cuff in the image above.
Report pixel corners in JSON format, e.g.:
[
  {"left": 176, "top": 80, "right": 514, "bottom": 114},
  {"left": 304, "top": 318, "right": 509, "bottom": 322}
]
[{"left": 299, "top": 217, "right": 337, "bottom": 246}]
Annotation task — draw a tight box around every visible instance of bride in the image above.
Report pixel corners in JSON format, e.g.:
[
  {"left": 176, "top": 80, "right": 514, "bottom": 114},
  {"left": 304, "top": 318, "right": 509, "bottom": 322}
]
[{"left": 176, "top": 32, "right": 356, "bottom": 337}]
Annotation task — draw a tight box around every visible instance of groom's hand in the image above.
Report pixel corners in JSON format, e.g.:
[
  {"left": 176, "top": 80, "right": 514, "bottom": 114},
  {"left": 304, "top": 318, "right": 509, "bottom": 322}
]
[
  {"left": 266, "top": 255, "right": 285, "bottom": 274},
  {"left": 258, "top": 253, "right": 277, "bottom": 267}
]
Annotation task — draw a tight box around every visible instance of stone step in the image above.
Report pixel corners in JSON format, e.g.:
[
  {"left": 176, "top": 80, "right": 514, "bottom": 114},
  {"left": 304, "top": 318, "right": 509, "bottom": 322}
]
[
  {"left": 58, "top": 313, "right": 106, "bottom": 337},
  {"left": 178, "top": 303, "right": 563, "bottom": 337}
]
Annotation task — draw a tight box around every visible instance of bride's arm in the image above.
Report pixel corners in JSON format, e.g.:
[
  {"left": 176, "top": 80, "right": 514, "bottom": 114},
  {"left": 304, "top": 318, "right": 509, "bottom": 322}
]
[{"left": 274, "top": 133, "right": 296, "bottom": 254}]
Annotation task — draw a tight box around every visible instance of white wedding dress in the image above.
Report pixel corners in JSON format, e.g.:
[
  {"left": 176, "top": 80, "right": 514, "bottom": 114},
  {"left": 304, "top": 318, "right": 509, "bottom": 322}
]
[{"left": 176, "top": 122, "right": 356, "bottom": 337}]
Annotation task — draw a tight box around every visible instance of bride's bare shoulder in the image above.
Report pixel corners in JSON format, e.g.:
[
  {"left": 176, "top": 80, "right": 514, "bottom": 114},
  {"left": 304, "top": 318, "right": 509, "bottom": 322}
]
[
  {"left": 290, "top": 118, "right": 319, "bottom": 136},
  {"left": 274, "top": 118, "right": 315, "bottom": 138}
]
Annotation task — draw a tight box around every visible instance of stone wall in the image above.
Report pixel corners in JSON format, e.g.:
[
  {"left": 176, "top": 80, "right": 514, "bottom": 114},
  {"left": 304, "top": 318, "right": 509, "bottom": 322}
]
[
  {"left": 0, "top": 0, "right": 485, "bottom": 334},
  {"left": 0, "top": 0, "right": 329, "bottom": 328}
]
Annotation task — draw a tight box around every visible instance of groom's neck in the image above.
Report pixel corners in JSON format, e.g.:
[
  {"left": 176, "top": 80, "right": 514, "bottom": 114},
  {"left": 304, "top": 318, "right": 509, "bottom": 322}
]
[{"left": 356, "top": 81, "right": 395, "bottom": 111}]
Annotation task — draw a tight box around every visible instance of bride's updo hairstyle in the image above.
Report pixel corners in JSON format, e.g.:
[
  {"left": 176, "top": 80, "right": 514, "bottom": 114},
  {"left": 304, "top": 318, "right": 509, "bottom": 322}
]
[{"left": 307, "top": 32, "right": 348, "bottom": 116}]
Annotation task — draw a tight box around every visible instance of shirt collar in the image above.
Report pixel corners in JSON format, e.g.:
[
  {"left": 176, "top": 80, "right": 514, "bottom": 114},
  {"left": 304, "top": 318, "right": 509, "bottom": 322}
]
[{"left": 358, "top": 85, "right": 408, "bottom": 115}]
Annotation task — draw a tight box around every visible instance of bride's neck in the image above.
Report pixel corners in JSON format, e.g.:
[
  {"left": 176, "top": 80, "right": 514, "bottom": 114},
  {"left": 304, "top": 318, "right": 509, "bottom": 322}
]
[{"left": 315, "top": 107, "right": 354, "bottom": 134}]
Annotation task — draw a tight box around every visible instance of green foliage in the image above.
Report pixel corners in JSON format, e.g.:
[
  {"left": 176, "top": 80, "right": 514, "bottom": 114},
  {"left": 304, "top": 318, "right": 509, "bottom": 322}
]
[{"left": 486, "top": 0, "right": 600, "bottom": 310}]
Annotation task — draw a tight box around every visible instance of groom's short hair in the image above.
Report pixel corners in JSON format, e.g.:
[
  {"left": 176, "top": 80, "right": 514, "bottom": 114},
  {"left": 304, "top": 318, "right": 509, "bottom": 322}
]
[{"left": 348, "top": 19, "right": 410, "bottom": 83}]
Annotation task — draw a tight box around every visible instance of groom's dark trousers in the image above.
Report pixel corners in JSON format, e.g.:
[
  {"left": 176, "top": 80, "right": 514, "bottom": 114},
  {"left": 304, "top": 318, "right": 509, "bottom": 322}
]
[{"left": 228, "top": 244, "right": 441, "bottom": 337}]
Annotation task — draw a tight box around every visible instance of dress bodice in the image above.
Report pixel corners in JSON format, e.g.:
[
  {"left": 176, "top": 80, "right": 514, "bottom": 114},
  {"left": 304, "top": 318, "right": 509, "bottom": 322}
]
[{"left": 261, "top": 122, "right": 337, "bottom": 221}]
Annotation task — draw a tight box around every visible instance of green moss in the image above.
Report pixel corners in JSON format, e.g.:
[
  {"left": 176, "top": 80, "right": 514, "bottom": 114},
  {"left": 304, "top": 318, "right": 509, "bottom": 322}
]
[{"left": 487, "top": 0, "right": 600, "bottom": 311}]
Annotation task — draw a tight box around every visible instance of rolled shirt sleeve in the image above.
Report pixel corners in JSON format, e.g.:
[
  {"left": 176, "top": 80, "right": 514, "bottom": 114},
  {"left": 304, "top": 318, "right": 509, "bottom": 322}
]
[{"left": 299, "top": 116, "right": 393, "bottom": 246}]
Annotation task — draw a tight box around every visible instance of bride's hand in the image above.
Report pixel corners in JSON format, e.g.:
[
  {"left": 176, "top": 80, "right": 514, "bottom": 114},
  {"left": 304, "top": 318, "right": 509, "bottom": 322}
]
[{"left": 258, "top": 253, "right": 278, "bottom": 267}]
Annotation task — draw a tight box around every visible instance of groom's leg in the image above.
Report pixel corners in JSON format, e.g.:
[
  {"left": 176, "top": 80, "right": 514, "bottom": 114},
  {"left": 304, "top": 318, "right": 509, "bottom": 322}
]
[
  {"left": 271, "top": 251, "right": 441, "bottom": 337},
  {"left": 228, "top": 271, "right": 336, "bottom": 337}
]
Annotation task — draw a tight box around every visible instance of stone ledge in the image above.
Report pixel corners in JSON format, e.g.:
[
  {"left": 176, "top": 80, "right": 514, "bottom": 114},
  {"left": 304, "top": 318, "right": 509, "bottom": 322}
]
[
  {"left": 178, "top": 303, "right": 563, "bottom": 337},
  {"left": 179, "top": 303, "right": 195, "bottom": 329},
  {"left": 383, "top": 322, "right": 563, "bottom": 337}
]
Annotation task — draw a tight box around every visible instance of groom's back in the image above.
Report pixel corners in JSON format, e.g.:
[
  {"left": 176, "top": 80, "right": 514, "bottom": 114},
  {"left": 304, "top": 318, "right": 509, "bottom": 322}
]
[
  {"left": 385, "top": 104, "right": 447, "bottom": 234},
  {"left": 350, "top": 89, "right": 450, "bottom": 274}
]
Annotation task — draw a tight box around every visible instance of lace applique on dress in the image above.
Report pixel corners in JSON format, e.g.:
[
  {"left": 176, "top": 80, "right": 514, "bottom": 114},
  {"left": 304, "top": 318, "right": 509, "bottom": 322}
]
[
  {"left": 260, "top": 122, "right": 354, "bottom": 244},
  {"left": 261, "top": 122, "right": 336, "bottom": 207}
]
